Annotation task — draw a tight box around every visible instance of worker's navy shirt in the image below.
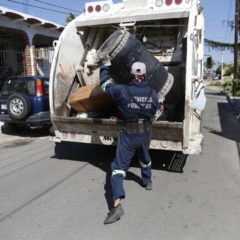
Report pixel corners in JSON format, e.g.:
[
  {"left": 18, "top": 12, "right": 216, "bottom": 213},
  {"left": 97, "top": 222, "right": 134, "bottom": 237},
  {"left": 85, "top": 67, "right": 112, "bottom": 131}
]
[{"left": 100, "top": 65, "right": 159, "bottom": 120}]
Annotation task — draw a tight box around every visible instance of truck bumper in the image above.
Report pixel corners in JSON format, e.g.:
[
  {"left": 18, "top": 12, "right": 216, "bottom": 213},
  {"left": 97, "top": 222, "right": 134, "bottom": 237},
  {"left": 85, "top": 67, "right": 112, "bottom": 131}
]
[{"left": 51, "top": 115, "right": 187, "bottom": 152}]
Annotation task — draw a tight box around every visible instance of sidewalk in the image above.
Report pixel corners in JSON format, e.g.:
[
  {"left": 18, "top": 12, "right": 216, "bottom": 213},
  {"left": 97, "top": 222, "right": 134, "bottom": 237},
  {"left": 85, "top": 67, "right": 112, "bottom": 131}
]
[{"left": 205, "top": 83, "right": 240, "bottom": 120}]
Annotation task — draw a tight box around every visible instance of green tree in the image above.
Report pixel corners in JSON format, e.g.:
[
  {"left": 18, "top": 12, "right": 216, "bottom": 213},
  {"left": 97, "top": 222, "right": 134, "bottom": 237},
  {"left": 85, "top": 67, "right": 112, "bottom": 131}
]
[
  {"left": 66, "top": 12, "right": 76, "bottom": 24},
  {"left": 206, "top": 56, "right": 214, "bottom": 69},
  {"left": 224, "top": 64, "right": 234, "bottom": 76},
  {"left": 215, "top": 63, "right": 228, "bottom": 76},
  {"left": 204, "top": 56, "right": 215, "bottom": 75},
  {"left": 215, "top": 65, "right": 221, "bottom": 75}
]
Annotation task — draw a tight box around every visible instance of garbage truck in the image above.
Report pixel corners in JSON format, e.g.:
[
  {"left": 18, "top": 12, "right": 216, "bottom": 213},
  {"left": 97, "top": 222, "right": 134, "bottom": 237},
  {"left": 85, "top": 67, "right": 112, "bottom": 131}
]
[{"left": 49, "top": 0, "right": 205, "bottom": 154}]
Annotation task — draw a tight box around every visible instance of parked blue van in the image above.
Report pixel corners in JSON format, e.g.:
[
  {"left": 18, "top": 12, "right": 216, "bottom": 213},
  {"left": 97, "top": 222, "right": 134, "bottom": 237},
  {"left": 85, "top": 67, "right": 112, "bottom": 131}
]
[{"left": 0, "top": 76, "right": 51, "bottom": 131}]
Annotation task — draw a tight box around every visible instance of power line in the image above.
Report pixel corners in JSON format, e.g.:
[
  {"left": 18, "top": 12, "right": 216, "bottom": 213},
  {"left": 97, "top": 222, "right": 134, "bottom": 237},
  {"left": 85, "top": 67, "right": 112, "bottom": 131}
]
[
  {"left": 7, "top": 0, "right": 78, "bottom": 15},
  {"left": 33, "top": 0, "right": 79, "bottom": 14},
  {"left": 232, "top": 0, "right": 239, "bottom": 96}
]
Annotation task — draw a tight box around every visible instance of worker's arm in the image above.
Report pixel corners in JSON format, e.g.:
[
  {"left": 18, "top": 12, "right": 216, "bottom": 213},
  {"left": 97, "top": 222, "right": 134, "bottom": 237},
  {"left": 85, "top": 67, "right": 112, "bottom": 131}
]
[
  {"left": 154, "top": 101, "right": 164, "bottom": 120},
  {"left": 99, "top": 61, "right": 114, "bottom": 93}
]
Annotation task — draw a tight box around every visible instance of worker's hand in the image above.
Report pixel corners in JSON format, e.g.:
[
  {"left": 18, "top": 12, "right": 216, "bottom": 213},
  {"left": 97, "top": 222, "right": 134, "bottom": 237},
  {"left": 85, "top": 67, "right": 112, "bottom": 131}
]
[
  {"left": 86, "top": 49, "right": 100, "bottom": 69},
  {"left": 87, "top": 62, "right": 99, "bottom": 69}
]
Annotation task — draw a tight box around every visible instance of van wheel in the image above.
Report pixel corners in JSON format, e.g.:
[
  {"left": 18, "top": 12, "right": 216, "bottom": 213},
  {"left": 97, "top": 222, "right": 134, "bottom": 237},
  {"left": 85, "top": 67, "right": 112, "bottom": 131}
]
[{"left": 7, "top": 93, "right": 31, "bottom": 120}]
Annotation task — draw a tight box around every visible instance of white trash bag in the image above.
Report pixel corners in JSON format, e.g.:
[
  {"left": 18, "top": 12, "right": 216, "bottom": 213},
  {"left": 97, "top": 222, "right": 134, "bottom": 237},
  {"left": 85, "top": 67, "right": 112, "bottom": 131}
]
[{"left": 192, "top": 84, "right": 206, "bottom": 112}]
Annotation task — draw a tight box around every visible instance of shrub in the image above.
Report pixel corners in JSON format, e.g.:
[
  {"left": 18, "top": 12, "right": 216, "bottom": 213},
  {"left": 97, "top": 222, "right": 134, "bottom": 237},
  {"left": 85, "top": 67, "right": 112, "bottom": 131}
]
[
  {"left": 210, "top": 81, "right": 222, "bottom": 86},
  {"left": 222, "top": 78, "right": 240, "bottom": 96}
]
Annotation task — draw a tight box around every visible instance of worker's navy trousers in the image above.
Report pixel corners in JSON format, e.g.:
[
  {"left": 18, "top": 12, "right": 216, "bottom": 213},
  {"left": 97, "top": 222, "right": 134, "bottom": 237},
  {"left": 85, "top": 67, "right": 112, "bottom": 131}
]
[{"left": 111, "top": 130, "right": 152, "bottom": 201}]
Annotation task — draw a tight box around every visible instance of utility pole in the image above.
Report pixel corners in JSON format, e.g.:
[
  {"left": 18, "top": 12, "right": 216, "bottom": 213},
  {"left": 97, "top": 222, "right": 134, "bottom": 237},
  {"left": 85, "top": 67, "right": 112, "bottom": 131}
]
[
  {"left": 233, "top": 0, "right": 239, "bottom": 96},
  {"left": 221, "top": 50, "right": 224, "bottom": 85}
]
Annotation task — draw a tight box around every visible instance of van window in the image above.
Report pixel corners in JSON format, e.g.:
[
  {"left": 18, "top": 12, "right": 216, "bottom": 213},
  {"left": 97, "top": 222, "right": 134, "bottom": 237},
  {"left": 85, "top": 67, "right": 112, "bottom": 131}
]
[
  {"left": 2, "top": 78, "right": 35, "bottom": 96},
  {"left": 42, "top": 79, "right": 49, "bottom": 95}
]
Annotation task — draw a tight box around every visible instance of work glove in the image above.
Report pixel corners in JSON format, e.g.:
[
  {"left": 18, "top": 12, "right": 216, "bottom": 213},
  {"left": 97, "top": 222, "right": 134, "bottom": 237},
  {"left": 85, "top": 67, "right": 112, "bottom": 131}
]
[
  {"left": 103, "top": 60, "right": 111, "bottom": 66},
  {"left": 86, "top": 49, "right": 100, "bottom": 69},
  {"left": 87, "top": 59, "right": 111, "bottom": 69}
]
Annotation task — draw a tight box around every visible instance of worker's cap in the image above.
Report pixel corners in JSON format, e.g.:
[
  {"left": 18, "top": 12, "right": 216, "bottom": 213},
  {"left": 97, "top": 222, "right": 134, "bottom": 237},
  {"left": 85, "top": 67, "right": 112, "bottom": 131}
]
[{"left": 131, "top": 62, "right": 146, "bottom": 75}]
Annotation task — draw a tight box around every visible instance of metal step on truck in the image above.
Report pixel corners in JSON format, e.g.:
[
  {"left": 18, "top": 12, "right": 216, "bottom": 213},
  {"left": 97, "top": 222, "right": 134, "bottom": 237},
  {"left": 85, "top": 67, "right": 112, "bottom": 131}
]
[{"left": 49, "top": 0, "right": 206, "bottom": 154}]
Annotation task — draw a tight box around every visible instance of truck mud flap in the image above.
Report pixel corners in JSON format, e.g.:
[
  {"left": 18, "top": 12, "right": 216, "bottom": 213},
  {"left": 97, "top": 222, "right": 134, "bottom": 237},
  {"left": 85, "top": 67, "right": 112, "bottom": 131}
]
[{"left": 167, "top": 152, "right": 187, "bottom": 173}]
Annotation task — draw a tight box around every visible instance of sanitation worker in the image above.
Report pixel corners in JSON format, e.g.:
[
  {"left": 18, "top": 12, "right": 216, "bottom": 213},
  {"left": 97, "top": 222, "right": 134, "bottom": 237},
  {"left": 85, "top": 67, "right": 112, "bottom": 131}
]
[{"left": 99, "top": 61, "right": 160, "bottom": 224}]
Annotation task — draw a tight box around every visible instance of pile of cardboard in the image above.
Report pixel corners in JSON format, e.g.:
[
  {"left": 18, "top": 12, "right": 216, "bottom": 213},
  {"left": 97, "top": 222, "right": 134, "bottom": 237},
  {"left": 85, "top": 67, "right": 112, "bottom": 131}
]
[{"left": 68, "top": 84, "right": 113, "bottom": 112}]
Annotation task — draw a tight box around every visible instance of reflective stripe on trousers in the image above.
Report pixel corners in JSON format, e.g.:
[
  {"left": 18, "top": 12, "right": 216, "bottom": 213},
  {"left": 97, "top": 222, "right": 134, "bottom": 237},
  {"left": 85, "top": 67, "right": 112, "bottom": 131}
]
[
  {"left": 139, "top": 160, "right": 151, "bottom": 168},
  {"left": 112, "top": 169, "right": 126, "bottom": 178}
]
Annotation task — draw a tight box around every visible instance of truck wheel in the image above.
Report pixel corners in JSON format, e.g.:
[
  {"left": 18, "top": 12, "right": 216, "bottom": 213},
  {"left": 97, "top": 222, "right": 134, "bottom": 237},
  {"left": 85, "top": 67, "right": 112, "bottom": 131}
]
[{"left": 7, "top": 93, "right": 31, "bottom": 120}]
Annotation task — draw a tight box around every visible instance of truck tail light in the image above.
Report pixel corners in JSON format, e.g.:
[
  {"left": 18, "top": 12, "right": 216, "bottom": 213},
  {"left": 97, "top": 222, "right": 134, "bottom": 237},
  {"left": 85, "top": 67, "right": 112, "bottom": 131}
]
[
  {"left": 95, "top": 4, "right": 101, "bottom": 12},
  {"left": 156, "top": 0, "right": 183, "bottom": 7},
  {"left": 85, "top": 3, "right": 111, "bottom": 14},
  {"left": 175, "top": 0, "right": 182, "bottom": 4},
  {"left": 87, "top": 5, "right": 94, "bottom": 13},
  {"left": 166, "top": 0, "right": 173, "bottom": 5},
  {"left": 36, "top": 79, "right": 43, "bottom": 96}
]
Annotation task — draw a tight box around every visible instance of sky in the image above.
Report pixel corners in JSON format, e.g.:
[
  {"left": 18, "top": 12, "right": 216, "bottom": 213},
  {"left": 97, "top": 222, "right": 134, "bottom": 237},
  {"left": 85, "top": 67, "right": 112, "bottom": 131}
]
[{"left": 0, "top": 0, "right": 236, "bottom": 65}]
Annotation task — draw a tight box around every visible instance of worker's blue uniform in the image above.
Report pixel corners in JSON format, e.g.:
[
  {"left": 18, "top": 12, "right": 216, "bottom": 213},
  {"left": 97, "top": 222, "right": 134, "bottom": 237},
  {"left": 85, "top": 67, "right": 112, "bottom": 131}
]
[{"left": 100, "top": 65, "right": 159, "bottom": 201}]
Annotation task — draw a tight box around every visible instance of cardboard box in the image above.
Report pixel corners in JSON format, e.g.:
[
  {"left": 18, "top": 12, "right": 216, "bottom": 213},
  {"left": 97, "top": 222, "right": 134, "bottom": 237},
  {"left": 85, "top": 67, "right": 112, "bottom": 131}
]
[{"left": 68, "top": 84, "right": 113, "bottom": 112}]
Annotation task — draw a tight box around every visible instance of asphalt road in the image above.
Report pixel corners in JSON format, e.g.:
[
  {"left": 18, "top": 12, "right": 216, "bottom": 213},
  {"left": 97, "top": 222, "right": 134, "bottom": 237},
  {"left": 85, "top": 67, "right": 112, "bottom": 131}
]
[{"left": 0, "top": 86, "right": 240, "bottom": 240}]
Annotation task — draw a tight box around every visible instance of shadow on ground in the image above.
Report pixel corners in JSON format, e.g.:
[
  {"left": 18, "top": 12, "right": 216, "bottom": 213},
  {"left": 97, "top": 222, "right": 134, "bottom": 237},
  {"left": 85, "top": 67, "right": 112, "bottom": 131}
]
[
  {"left": 53, "top": 142, "right": 187, "bottom": 208},
  {"left": 54, "top": 141, "right": 187, "bottom": 173},
  {"left": 204, "top": 102, "right": 240, "bottom": 143},
  {"left": 204, "top": 88, "right": 240, "bottom": 158},
  {"left": 1, "top": 124, "right": 51, "bottom": 138}
]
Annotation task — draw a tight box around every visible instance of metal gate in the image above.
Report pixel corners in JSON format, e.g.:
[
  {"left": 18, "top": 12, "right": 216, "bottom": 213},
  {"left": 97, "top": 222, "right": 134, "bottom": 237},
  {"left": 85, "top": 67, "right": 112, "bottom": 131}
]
[
  {"left": 0, "top": 40, "right": 24, "bottom": 90},
  {"left": 35, "top": 47, "right": 54, "bottom": 77}
]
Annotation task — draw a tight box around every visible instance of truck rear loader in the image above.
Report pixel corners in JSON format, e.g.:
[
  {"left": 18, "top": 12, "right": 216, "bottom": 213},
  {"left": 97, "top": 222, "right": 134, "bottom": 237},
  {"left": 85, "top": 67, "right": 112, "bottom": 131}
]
[{"left": 49, "top": 0, "right": 205, "bottom": 154}]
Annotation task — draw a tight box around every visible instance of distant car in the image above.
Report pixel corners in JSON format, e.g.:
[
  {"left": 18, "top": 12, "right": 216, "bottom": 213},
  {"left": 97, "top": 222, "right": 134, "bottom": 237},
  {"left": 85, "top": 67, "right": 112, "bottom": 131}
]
[
  {"left": 0, "top": 76, "right": 51, "bottom": 132},
  {"left": 213, "top": 75, "right": 221, "bottom": 80}
]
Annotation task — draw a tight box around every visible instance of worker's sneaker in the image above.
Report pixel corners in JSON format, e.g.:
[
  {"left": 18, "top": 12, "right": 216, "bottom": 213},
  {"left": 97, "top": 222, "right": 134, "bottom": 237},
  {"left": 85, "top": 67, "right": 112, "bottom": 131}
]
[
  {"left": 145, "top": 182, "right": 153, "bottom": 190},
  {"left": 104, "top": 205, "right": 124, "bottom": 224}
]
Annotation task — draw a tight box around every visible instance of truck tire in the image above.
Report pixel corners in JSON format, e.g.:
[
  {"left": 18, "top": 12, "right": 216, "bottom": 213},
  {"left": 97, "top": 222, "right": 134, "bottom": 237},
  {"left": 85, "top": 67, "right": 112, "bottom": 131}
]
[{"left": 7, "top": 93, "right": 31, "bottom": 120}]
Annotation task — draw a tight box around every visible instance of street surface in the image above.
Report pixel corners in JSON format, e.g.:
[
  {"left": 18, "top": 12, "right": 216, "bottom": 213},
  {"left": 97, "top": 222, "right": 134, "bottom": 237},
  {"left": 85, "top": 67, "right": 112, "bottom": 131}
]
[{"left": 0, "top": 86, "right": 240, "bottom": 240}]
